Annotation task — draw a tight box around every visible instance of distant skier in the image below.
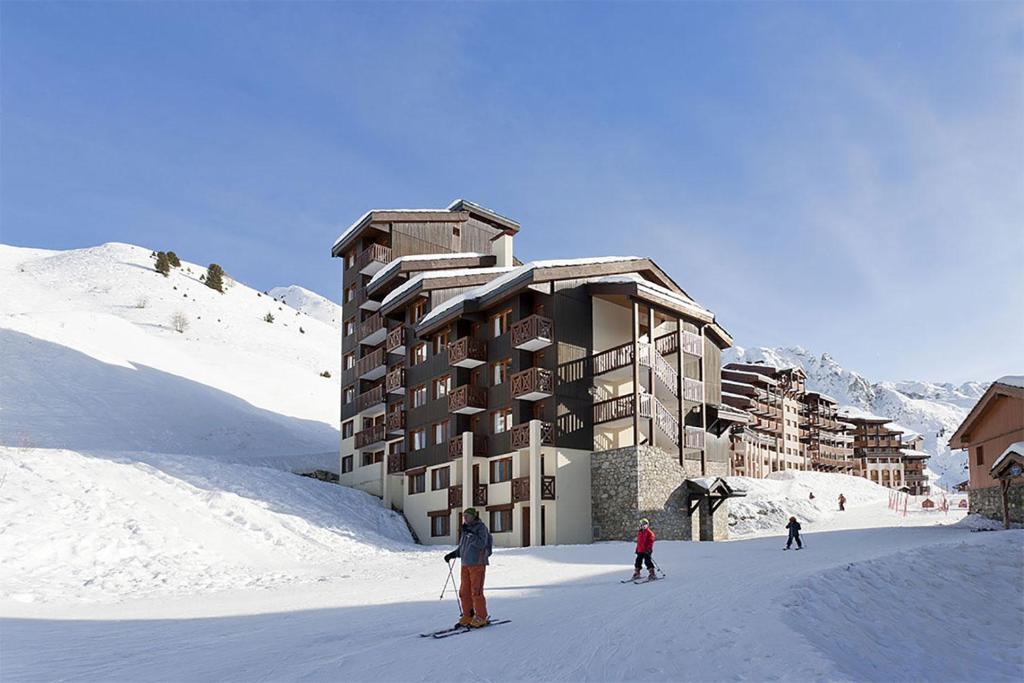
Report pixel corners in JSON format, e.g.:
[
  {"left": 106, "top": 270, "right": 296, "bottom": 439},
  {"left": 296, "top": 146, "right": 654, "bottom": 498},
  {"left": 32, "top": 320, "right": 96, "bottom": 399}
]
[
  {"left": 784, "top": 516, "right": 803, "bottom": 550},
  {"left": 838, "top": 493, "right": 846, "bottom": 511},
  {"left": 809, "top": 492, "right": 815, "bottom": 500},
  {"left": 443, "top": 507, "right": 493, "bottom": 628},
  {"left": 632, "top": 518, "right": 657, "bottom": 580}
]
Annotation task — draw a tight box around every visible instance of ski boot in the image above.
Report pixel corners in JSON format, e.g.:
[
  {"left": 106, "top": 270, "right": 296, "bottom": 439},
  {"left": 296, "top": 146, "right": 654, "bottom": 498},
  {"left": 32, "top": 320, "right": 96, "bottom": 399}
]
[
  {"left": 468, "top": 616, "right": 490, "bottom": 628},
  {"left": 631, "top": 570, "right": 641, "bottom": 580},
  {"left": 456, "top": 614, "right": 473, "bottom": 628},
  {"left": 648, "top": 569, "right": 657, "bottom": 581}
]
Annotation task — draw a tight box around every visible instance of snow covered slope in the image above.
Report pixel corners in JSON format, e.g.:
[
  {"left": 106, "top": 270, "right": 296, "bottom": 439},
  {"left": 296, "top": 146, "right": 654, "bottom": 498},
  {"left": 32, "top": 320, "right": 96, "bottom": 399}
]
[
  {"left": 725, "top": 345, "right": 988, "bottom": 489},
  {"left": 0, "top": 243, "right": 341, "bottom": 471},
  {"left": 267, "top": 285, "right": 342, "bottom": 327},
  {"left": 0, "top": 446, "right": 414, "bottom": 605}
]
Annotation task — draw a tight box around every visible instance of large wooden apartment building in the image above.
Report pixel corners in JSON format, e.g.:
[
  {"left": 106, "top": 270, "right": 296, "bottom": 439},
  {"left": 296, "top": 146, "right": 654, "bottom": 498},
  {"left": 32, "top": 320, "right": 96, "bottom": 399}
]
[{"left": 332, "top": 200, "right": 738, "bottom": 546}]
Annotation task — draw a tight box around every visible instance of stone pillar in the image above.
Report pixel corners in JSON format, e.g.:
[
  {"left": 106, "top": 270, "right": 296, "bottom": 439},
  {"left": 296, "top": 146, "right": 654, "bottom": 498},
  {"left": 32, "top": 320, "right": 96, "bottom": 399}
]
[
  {"left": 462, "top": 431, "right": 473, "bottom": 511},
  {"left": 529, "top": 420, "right": 542, "bottom": 546}
]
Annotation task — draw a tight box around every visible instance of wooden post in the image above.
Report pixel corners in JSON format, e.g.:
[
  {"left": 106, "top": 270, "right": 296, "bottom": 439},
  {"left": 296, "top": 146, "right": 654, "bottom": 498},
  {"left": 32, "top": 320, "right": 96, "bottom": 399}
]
[
  {"left": 631, "top": 300, "right": 640, "bottom": 449},
  {"left": 462, "top": 431, "right": 472, "bottom": 511},
  {"left": 699, "top": 323, "right": 707, "bottom": 476},
  {"left": 529, "top": 420, "right": 542, "bottom": 546},
  {"left": 647, "top": 304, "right": 656, "bottom": 449},
  {"left": 1001, "top": 478, "right": 1011, "bottom": 530},
  {"left": 676, "top": 317, "right": 684, "bottom": 464}
]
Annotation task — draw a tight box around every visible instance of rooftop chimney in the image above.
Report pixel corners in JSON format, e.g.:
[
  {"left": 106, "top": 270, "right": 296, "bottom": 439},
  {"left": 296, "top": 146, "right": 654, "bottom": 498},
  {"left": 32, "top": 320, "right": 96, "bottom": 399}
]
[{"left": 492, "top": 233, "right": 514, "bottom": 268}]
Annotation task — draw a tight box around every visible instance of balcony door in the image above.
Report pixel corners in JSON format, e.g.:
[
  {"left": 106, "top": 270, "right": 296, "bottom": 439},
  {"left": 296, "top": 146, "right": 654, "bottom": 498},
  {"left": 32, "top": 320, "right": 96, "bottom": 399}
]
[{"left": 521, "top": 506, "right": 530, "bottom": 548}]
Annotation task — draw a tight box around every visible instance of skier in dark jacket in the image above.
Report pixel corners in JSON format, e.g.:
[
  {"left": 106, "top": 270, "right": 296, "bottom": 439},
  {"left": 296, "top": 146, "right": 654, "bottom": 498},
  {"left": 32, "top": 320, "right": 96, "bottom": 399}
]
[
  {"left": 632, "top": 518, "right": 657, "bottom": 580},
  {"left": 443, "top": 508, "right": 493, "bottom": 628},
  {"left": 838, "top": 493, "right": 846, "bottom": 511},
  {"left": 784, "top": 516, "right": 803, "bottom": 550}
]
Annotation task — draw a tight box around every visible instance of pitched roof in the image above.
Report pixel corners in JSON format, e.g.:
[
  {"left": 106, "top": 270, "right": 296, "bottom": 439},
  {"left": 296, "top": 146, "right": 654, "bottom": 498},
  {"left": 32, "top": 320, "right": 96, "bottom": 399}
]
[{"left": 948, "top": 379, "right": 1024, "bottom": 447}]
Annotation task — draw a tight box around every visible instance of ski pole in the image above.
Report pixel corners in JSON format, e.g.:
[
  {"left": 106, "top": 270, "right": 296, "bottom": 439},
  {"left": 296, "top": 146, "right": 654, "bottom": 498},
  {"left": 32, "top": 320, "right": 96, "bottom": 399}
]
[
  {"left": 653, "top": 558, "right": 666, "bottom": 578},
  {"left": 440, "top": 560, "right": 456, "bottom": 600}
]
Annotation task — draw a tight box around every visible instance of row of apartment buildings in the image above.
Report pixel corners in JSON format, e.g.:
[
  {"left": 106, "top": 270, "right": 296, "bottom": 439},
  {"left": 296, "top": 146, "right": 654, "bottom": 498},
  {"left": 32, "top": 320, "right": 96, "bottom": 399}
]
[
  {"left": 721, "top": 362, "right": 930, "bottom": 494},
  {"left": 332, "top": 199, "right": 930, "bottom": 547}
]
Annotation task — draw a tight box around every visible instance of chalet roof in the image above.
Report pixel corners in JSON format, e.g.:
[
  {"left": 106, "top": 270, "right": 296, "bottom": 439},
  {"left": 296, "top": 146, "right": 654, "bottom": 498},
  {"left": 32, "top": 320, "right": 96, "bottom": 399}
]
[
  {"left": 446, "top": 199, "right": 521, "bottom": 234},
  {"left": 900, "top": 448, "right": 930, "bottom": 459},
  {"left": 685, "top": 477, "right": 746, "bottom": 498},
  {"left": 948, "top": 378, "right": 1024, "bottom": 448},
  {"left": 715, "top": 403, "right": 752, "bottom": 424},
  {"left": 804, "top": 391, "right": 838, "bottom": 404},
  {"left": 380, "top": 266, "right": 516, "bottom": 314},
  {"left": 837, "top": 406, "right": 890, "bottom": 423},
  {"left": 990, "top": 441, "right": 1024, "bottom": 477},
  {"left": 367, "top": 252, "right": 489, "bottom": 292},
  {"left": 331, "top": 209, "right": 465, "bottom": 256},
  {"left": 721, "top": 368, "right": 779, "bottom": 386}
]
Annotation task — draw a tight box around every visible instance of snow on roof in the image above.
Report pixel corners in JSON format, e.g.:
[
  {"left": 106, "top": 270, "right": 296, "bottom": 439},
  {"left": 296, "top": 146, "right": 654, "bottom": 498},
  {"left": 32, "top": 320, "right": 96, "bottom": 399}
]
[
  {"left": 990, "top": 441, "right": 1024, "bottom": 474},
  {"left": 588, "top": 272, "right": 711, "bottom": 317},
  {"left": 900, "top": 448, "right": 930, "bottom": 458},
  {"left": 381, "top": 266, "right": 516, "bottom": 308},
  {"left": 446, "top": 198, "right": 520, "bottom": 227},
  {"left": 722, "top": 368, "right": 779, "bottom": 385},
  {"left": 722, "top": 391, "right": 754, "bottom": 402},
  {"left": 995, "top": 375, "right": 1024, "bottom": 389},
  {"left": 331, "top": 209, "right": 456, "bottom": 252},
  {"left": 367, "top": 252, "right": 486, "bottom": 290},
  {"left": 837, "top": 405, "right": 889, "bottom": 422},
  {"left": 417, "top": 256, "right": 646, "bottom": 329},
  {"left": 806, "top": 391, "right": 838, "bottom": 403}
]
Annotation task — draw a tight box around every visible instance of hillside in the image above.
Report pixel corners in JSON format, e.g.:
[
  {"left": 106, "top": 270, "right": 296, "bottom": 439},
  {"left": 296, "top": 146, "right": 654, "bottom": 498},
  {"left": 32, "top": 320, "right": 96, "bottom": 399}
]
[
  {"left": 268, "top": 285, "right": 342, "bottom": 327},
  {"left": 0, "top": 242, "right": 341, "bottom": 472},
  {"left": 724, "top": 345, "right": 987, "bottom": 489}
]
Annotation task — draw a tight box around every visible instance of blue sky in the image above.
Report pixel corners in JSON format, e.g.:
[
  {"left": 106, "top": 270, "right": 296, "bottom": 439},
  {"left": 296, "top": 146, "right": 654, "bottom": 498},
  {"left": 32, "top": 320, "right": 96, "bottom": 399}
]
[{"left": 2, "top": 2, "right": 1021, "bottom": 383}]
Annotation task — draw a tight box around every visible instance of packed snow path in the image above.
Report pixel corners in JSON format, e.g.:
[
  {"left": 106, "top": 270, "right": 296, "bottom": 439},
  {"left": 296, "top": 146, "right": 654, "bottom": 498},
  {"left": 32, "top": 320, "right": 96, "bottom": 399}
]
[{"left": 4, "top": 524, "right": 1020, "bottom": 681}]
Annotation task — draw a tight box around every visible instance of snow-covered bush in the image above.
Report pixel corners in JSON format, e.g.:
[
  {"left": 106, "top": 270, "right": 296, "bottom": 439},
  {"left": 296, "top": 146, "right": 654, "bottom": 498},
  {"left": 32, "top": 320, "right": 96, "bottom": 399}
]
[{"left": 171, "top": 311, "right": 189, "bottom": 333}]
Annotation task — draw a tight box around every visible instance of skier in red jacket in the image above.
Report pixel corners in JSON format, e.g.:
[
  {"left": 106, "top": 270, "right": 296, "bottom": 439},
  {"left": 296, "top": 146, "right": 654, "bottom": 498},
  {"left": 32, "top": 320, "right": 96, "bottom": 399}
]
[{"left": 632, "top": 518, "right": 657, "bottom": 580}]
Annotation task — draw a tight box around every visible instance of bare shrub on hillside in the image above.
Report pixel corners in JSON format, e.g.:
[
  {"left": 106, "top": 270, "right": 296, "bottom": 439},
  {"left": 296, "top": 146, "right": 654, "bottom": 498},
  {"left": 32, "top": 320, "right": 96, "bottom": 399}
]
[
  {"left": 171, "top": 311, "right": 189, "bottom": 333},
  {"left": 135, "top": 296, "right": 148, "bottom": 309}
]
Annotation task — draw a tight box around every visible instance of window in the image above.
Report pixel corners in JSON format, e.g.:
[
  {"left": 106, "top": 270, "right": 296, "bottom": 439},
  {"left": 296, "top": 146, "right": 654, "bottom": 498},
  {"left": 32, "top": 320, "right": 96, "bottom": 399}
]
[
  {"left": 493, "top": 408, "right": 513, "bottom": 434},
  {"left": 412, "top": 343, "right": 427, "bottom": 366},
  {"left": 410, "top": 428, "right": 427, "bottom": 451},
  {"left": 976, "top": 445, "right": 984, "bottom": 466},
  {"left": 490, "top": 457, "right": 513, "bottom": 482},
  {"left": 432, "top": 466, "right": 450, "bottom": 490},
  {"left": 490, "top": 309, "right": 512, "bottom": 337},
  {"left": 408, "top": 471, "right": 426, "bottom": 494},
  {"left": 344, "top": 353, "right": 355, "bottom": 371},
  {"left": 433, "top": 375, "right": 451, "bottom": 399},
  {"left": 341, "top": 455, "right": 353, "bottom": 473},
  {"left": 345, "top": 319, "right": 356, "bottom": 337},
  {"left": 344, "top": 285, "right": 356, "bottom": 304},
  {"left": 433, "top": 421, "right": 450, "bottom": 445},
  {"left": 433, "top": 330, "right": 450, "bottom": 355},
  {"left": 411, "top": 299, "right": 427, "bottom": 324},
  {"left": 362, "top": 450, "right": 383, "bottom": 467},
  {"left": 490, "top": 508, "right": 513, "bottom": 533},
  {"left": 344, "top": 387, "right": 355, "bottom": 405},
  {"left": 411, "top": 384, "right": 427, "bottom": 408},
  {"left": 431, "top": 513, "right": 450, "bottom": 537},
  {"left": 492, "top": 359, "right": 511, "bottom": 386},
  {"left": 342, "top": 420, "right": 354, "bottom": 439},
  {"left": 345, "top": 251, "right": 356, "bottom": 269}
]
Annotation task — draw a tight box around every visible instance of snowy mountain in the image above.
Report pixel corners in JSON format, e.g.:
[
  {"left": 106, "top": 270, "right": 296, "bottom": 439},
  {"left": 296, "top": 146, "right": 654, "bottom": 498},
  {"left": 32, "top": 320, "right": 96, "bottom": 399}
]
[
  {"left": 268, "top": 285, "right": 342, "bottom": 327},
  {"left": 724, "top": 345, "right": 988, "bottom": 490},
  {"left": 0, "top": 242, "right": 341, "bottom": 472}
]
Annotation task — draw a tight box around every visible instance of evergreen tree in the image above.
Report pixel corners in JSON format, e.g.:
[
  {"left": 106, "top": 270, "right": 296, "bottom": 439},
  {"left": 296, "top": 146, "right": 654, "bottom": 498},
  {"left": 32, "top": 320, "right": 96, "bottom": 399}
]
[
  {"left": 166, "top": 251, "right": 181, "bottom": 268},
  {"left": 264, "top": 312, "right": 275, "bottom": 323},
  {"left": 155, "top": 252, "right": 170, "bottom": 276},
  {"left": 205, "top": 263, "right": 224, "bottom": 292}
]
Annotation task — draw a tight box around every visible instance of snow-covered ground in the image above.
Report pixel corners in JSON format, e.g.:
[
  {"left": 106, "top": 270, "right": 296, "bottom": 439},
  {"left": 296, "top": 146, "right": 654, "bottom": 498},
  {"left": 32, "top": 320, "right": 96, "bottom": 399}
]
[
  {"left": 0, "top": 243, "right": 340, "bottom": 471},
  {"left": 268, "top": 285, "right": 342, "bottom": 327}
]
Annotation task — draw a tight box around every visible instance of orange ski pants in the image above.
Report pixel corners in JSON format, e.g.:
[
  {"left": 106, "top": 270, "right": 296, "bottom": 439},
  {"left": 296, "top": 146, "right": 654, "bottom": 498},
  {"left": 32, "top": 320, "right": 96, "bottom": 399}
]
[{"left": 459, "top": 565, "right": 488, "bottom": 620}]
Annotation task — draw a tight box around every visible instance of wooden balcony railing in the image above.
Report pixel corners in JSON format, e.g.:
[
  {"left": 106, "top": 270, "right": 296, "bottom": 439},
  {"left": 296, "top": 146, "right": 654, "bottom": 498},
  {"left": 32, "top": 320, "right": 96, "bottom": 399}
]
[
  {"left": 354, "top": 423, "right": 386, "bottom": 449},
  {"left": 386, "top": 451, "right": 405, "bottom": 474},
  {"left": 593, "top": 342, "right": 633, "bottom": 375},
  {"left": 511, "top": 475, "right": 556, "bottom": 503},
  {"left": 356, "top": 347, "right": 386, "bottom": 379},
  {"left": 684, "top": 426, "right": 705, "bottom": 450},
  {"left": 473, "top": 483, "right": 488, "bottom": 507},
  {"left": 655, "top": 400, "right": 680, "bottom": 445},
  {"left": 448, "top": 384, "right": 487, "bottom": 414},
  {"left": 354, "top": 243, "right": 391, "bottom": 274},
  {"left": 385, "top": 326, "right": 406, "bottom": 355},
  {"left": 448, "top": 485, "right": 462, "bottom": 510},
  {"left": 386, "top": 410, "right": 405, "bottom": 434},
  {"left": 448, "top": 337, "right": 487, "bottom": 368},
  {"left": 510, "top": 367, "right": 554, "bottom": 401},
  {"left": 681, "top": 331, "right": 703, "bottom": 356},
  {"left": 510, "top": 314, "right": 553, "bottom": 351},
  {"left": 449, "top": 434, "right": 488, "bottom": 459},
  {"left": 355, "top": 384, "right": 385, "bottom": 412},
  {"left": 593, "top": 394, "right": 652, "bottom": 425},
  {"left": 510, "top": 421, "right": 554, "bottom": 450},
  {"left": 683, "top": 378, "right": 704, "bottom": 403},
  {"left": 358, "top": 313, "right": 385, "bottom": 344},
  {"left": 385, "top": 367, "right": 405, "bottom": 394},
  {"left": 655, "top": 332, "right": 677, "bottom": 357}
]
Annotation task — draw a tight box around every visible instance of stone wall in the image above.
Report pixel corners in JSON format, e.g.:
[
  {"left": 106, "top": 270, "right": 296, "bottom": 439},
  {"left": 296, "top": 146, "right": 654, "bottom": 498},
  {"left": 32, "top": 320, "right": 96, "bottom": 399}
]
[
  {"left": 969, "top": 482, "right": 1024, "bottom": 524},
  {"left": 591, "top": 445, "right": 731, "bottom": 542}
]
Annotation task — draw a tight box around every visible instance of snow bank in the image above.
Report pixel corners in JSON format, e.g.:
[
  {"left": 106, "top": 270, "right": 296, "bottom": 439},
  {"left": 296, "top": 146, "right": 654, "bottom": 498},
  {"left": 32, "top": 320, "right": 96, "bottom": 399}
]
[
  {"left": 0, "top": 447, "right": 415, "bottom": 605},
  {"left": 0, "top": 243, "right": 340, "bottom": 471}
]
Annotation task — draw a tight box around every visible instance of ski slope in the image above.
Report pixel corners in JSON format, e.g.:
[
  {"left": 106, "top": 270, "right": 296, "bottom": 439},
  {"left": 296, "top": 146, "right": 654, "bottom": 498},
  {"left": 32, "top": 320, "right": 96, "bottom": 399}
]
[{"left": 0, "top": 243, "right": 341, "bottom": 471}]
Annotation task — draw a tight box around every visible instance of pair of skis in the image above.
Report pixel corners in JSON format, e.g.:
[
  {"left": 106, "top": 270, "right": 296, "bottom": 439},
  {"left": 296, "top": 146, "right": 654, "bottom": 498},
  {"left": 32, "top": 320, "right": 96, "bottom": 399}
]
[
  {"left": 420, "top": 618, "right": 511, "bottom": 639},
  {"left": 620, "top": 575, "right": 663, "bottom": 585}
]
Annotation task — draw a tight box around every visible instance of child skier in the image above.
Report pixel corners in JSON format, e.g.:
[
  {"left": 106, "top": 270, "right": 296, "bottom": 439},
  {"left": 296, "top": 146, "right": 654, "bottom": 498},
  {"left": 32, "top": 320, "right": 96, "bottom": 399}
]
[
  {"left": 784, "top": 516, "right": 803, "bottom": 550},
  {"left": 632, "top": 518, "right": 657, "bottom": 580}
]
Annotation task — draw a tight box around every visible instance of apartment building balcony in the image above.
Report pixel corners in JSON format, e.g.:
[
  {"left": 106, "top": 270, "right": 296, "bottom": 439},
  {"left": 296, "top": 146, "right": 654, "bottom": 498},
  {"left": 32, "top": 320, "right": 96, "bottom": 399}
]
[
  {"left": 594, "top": 394, "right": 651, "bottom": 425},
  {"left": 386, "top": 450, "right": 405, "bottom": 474},
  {"left": 511, "top": 475, "right": 556, "bottom": 503},
  {"left": 386, "top": 410, "right": 405, "bottom": 435},
  {"left": 683, "top": 377, "right": 704, "bottom": 403},
  {"left": 511, "top": 421, "right": 554, "bottom": 450},
  {"left": 357, "top": 347, "right": 386, "bottom": 380},
  {"left": 592, "top": 341, "right": 679, "bottom": 398},
  {"left": 510, "top": 367, "right": 554, "bottom": 401},
  {"left": 684, "top": 426, "right": 705, "bottom": 450},
  {"left": 511, "top": 314, "right": 553, "bottom": 351},
  {"left": 652, "top": 330, "right": 703, "bottom": 357},
  {"left": 353, "top": 243, "right": 391, "bottom": 276},
  {"left": 355, "top": 423, "right": 386, "bottom": 449},
  {"left": 385, "top": 327, "right": 406, "bottom": 355},
  {"left": 449, "top": 384, "right": 487, "bottom": 415},
  {"left": 447, "top": 485, "right": 462, "bottom": 510},
  {"left": 385, "top": 367, "right": 406, "bottom": 394},
  {"left": 448, "top": 434, "right": 488, "bottom": 459},
  {"left": 358, "top": 313, "right": 386, "bottom": 346},
  {"left": 348, "top": 287, "right": 380, "bottom": 312},
  {"left": 356, "top": 384, "right": 385, "bottom": 414},
  {"left": 448, "top": 337, "right": 487, "bottom": 368},
  {"left": 905, "top": 474, "right": 928, "bottom": 483}
]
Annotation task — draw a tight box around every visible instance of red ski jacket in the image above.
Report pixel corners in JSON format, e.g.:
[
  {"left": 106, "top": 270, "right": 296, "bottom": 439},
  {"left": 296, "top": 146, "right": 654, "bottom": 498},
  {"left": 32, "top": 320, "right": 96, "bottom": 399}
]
[{"left": 635, "top": 528, "right": 655, "bottom": 553}]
